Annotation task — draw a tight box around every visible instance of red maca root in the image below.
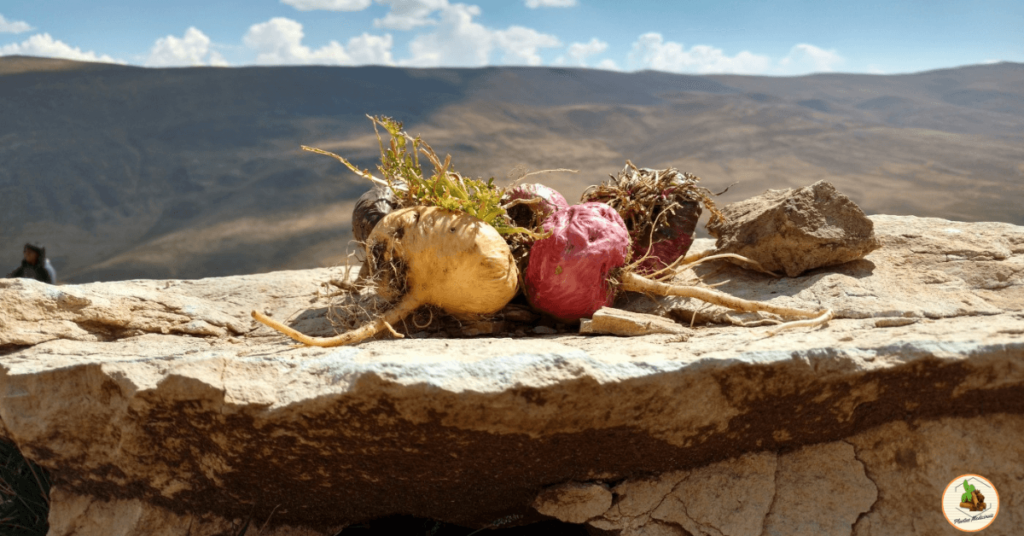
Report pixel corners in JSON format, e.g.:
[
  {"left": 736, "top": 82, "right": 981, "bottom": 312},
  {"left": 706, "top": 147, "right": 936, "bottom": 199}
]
[{"left": 525, "top": 202, "right": 833, "bottom": 333}]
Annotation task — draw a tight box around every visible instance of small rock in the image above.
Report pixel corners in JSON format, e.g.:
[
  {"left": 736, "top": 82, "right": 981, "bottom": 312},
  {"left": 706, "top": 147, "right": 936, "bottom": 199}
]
[
  {"left": 708, "top": 180, "right": 881, "bottom": 277},
  {"left": 874, "top": 317, "right": 919, "bottom": 328},
  {"left": 461, "top": 321, "right": 505, "bottom": 337},
  {"left": 502, "top": 304, "right": 539, "bottom": 323},
  {"left": 533, "top": 482, "right": 612, "bottom": 524},
  {"left": 532, "top": 326, "right": 558, "bottom": 335},
  {"left": 581, "top": 307, "right": 689, "bottom": 337}
]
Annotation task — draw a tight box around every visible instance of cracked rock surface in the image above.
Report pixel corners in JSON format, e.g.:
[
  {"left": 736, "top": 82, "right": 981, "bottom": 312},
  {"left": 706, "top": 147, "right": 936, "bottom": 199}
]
[
  {"left": 583, "top": 442, "right": 879, "bottom": 536},
  {"left": 573, "top": 415, "right": 1022, "bottom": 535},
  {"left": 707, "top": 180, "right": 881, "bottom": 277},
  {"left": 0, "top": 215, "right": 1022, "bottom": 535}
]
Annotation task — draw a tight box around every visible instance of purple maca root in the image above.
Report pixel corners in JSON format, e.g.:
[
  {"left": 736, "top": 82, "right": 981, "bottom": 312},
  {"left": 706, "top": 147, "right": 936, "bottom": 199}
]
[
  {"left": 502, "top": 182, "right": 570, "bottom": 231},
  {"left": 524, "top": 203, "right": 630, "bottom": 323},
  {"left": 526, "top": 200, "right": 834, "bottom": 335}
]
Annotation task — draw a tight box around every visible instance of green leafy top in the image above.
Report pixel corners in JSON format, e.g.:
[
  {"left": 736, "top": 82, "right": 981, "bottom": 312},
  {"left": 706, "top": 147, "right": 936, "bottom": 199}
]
[{"left": 303, "top": 115, "right": 536, "bottom": 237}]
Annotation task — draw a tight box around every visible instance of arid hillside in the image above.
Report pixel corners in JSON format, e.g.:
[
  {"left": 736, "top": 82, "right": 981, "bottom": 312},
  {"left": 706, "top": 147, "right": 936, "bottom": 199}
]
[{"left": 2, "top": 55, "right": 1022, "bottom": 282}]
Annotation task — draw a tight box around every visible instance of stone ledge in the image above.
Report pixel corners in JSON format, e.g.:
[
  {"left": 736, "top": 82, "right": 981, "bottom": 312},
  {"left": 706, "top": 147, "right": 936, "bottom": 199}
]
[{"left": 1, "top": 214, "right": 1022, "bottom": 535}]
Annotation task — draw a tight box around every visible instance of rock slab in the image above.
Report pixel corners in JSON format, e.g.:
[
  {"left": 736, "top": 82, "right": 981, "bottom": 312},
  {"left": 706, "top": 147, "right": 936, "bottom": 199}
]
[{"left": 0, "top": 215, "right": 1022, "bottom": 535}]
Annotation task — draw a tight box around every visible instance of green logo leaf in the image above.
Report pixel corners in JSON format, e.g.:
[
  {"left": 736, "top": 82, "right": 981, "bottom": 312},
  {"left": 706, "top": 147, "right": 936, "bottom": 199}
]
[{"left": 960, "top": 481, "right": 979, "bottom": 504}]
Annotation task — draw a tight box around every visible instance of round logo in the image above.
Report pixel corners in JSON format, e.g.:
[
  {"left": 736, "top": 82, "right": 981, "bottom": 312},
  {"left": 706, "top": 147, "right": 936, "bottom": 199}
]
[{"left": 942, "top": 474, "right": 999, "bottom": 532}]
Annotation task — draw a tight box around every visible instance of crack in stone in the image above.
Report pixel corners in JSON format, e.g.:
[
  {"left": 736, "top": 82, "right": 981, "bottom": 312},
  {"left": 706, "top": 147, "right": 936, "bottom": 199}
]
[
  {"left": 758, "top": 451, "right": 781, "bottom": 536},
  {"left": 844, "top": 439, "right": 880, "bottom": 535},
  {"left": 612, "top": 474, "right": 693, "bottom": 535},
  {"left": 678, "top": 493, "right": 723, "bottom": 536},
  {"left": 650, "top": 475, "right": 688, "bottom": 519}
]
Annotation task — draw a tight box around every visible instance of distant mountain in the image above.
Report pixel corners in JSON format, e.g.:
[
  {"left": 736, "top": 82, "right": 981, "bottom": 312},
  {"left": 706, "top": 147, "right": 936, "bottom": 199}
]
[{"left": 2, "top": 56, "right": 1022, "bottom": 282}]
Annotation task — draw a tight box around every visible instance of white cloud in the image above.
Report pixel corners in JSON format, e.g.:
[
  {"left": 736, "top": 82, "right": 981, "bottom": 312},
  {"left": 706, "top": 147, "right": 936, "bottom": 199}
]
[
  {"left": 982, "top": 59, "right": 1001, "bottom": 64},
  {"left": 560, "top": 38, "right": 607, "bottom": 66},
  {"left": 275, "top": 0, "right": 564, "bottom": 67},
  {"left": 494, "top": 26, "right": 560, "bottom": 65},
  {"left": 280, "top": 0, "right": 372, "bottom": 11},
  {"left": 345, "top": 32, "right": 395, "bottom": 64},
  {"left": 401, "top": 3, "right": 560, "bottom": 67},
  {"left": 778, "top": 43, "right": 843, "bottom": 73},
  {"left": 0, "top": 13, "right": 33, "bottom": 33},
  {"left": 596, "top": 58, "right": 618, "bottom": 71},
  {"left": 525, "top": 0, "right": 577, "bottom": 7},
  {"left": 0, "top": 33, "right": 123, "bottom": 64},
  {"left": 145, "top": 27, "right": 228, "bottom": 67},
  {"left": 374, "top": 0, "right": 449, "bottom": 30},
  {"left": 628, "top": 32, "right": 772, "bottom": 74},
  {"left": 281, "top": 0, "right": 450, "bottom": 30},
  {"left": 402, "top": 4, "right": 491, "bottom": 66},
  {"left": 243, "top": 17, "right": 392, "bottom": 65},
  {"left": 625, "top": 33, "right": 845, "bottom": 75}
]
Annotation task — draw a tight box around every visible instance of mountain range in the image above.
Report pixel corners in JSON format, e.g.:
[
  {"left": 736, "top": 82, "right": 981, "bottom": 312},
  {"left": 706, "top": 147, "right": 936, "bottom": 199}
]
[{"left": 2, "top": 55, "right": 1022, "bottom": 282}]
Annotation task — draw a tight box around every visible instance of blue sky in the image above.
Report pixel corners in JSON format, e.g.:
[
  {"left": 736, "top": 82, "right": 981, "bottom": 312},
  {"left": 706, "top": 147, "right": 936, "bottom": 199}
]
[{"left": 1, "top": 0, "right": 1021, "bottom": 75}]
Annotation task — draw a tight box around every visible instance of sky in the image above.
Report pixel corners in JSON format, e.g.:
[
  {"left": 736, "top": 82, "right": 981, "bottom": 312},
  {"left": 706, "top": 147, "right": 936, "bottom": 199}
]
[{"left": 0, "top": 0, "right": 1021, "bottom": 76}]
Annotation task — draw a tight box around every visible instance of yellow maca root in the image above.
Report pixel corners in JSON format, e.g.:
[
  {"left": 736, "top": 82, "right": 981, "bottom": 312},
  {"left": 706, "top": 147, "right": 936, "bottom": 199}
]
[
  {"left": 618, "top": 271, "right": 833, "bottom": 336},
  {"left": 252, "top": 206, "right": 519, "bottom": 347}
]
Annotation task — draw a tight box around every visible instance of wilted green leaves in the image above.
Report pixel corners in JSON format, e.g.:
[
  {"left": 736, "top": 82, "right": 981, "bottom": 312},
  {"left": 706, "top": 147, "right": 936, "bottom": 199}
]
[{"left": 304, "top": 115, "right": 537, "bottom": 237}]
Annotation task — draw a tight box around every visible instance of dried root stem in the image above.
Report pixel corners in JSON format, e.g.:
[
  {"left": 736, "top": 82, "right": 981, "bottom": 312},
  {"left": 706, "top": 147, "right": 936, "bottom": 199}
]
[
  {"left": 677, "top": 253, "right": 780, "bottom": 277},
  {"left": 766, "top": 309, "right": 835, "bottom": 337},
  {"left": 619, "top": 271, "right": 832, "bottom": 334},
  {"left": 252, "top": 296, "right": 420, "bottom": 347}
]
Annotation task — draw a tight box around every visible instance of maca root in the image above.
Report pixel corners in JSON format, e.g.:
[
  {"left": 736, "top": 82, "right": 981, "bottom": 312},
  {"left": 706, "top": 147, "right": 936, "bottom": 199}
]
[{"left": 252, "top": 207, "right": 520, "bottom": 347}]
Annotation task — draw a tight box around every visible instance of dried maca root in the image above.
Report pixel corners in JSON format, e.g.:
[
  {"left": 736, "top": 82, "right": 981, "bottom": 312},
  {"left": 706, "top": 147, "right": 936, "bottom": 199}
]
[
  {"left": 582, "top": 160, "right": 722, "bottom": 274},
  {"left": 502, "top": 182, "right": 569, "bottom": 231},
  {"left": 352, "top": 186, "right": 403, "bottom": 244}
]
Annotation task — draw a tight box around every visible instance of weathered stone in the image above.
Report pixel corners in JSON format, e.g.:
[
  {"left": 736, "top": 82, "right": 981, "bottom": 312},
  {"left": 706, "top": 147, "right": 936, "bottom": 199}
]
[
  {"left": 653, "top": 452, "right": 777, "bottom": 536},
  {"left": 762, "top": 442, "right": 877, "bottom": 536},
  {"left": 0, "top": 215, "right": 1022, "bottom": 535},
  {"left": 848, "top": 414, "right": 1024, "bottom": 535},
  {"left": 580, "top": 307, "right": 690, "bottom": 337},
  {"left": 0, "top": 276, "right": 251, "bottom": 346},
  {"left": 707, "top": 180, "right": 881, "bottom": 277},
  {"left": 586, "top": 416, "right": 1022, "bottom": 536},
  {"left": 586, "top": 451, "right": 775, "bottom": 536},
  {"left": 585, "top": 418, "right": 1024, "bottom": 536},
  {"left": 533, "top": 482, "right": 612, "bottom": 524}
]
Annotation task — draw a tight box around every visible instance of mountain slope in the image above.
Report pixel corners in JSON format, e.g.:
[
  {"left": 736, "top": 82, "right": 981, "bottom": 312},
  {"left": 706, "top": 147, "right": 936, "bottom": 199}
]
[{"left": 2, "top": 56, "right": 1022, "bottom": 282}]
